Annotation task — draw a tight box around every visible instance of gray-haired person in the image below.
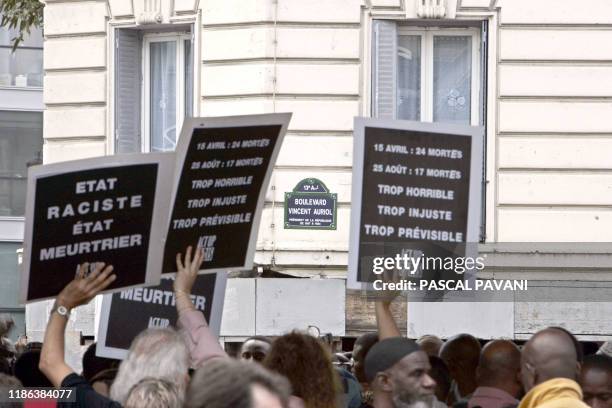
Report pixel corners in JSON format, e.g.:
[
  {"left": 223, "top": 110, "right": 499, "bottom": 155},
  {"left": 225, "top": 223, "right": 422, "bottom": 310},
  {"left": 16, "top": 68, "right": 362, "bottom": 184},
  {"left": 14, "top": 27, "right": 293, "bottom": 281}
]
[
  {"left": 124, "top": 377, "right": 182, "bottom": 408},
  {"left": 39, "top": 263, "right": 190, "bottom": 408},
  {"left": 185, "top": 358, "right": 292, "bottom": 408},
  {"left": 109, "top": 327, "right": 189, "bottom": 404}
]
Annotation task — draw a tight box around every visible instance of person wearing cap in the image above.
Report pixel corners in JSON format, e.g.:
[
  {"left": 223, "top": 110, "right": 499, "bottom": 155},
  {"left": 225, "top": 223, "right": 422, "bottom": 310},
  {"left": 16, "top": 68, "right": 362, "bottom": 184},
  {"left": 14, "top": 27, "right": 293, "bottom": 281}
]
[
  {"left": 371, "top": 292, "right": 447, "bottom": 408},
  {"left": 364, "top": 336, "right": 438, "bottom": 408}
]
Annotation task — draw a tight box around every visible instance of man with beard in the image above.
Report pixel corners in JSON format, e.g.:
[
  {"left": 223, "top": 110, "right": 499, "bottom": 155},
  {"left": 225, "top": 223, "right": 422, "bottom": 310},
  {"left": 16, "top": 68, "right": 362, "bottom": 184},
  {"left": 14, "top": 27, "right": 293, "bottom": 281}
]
[{"left": 364, "top": 337, "right": 438, "bottom": 408}]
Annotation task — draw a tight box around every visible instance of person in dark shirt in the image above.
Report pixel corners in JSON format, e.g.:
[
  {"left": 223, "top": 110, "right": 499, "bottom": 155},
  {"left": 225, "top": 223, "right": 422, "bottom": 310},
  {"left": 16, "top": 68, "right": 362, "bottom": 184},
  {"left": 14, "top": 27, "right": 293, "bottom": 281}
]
[
  {"left": 60, "top": 372, "right": 122, "bottom": 408},
  {"left": 39, "top": 261, "right": 196, "bottom": 408},
  {"left": 38, "top": 262, "right": 120, "bottom": 408}
]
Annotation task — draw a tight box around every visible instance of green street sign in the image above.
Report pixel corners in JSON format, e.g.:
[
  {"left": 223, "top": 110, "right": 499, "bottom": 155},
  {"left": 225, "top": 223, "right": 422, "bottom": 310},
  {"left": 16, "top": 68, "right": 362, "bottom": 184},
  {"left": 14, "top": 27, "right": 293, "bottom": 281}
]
[{"left": 284, "top": 178, "right": 337, "bottom": 230}]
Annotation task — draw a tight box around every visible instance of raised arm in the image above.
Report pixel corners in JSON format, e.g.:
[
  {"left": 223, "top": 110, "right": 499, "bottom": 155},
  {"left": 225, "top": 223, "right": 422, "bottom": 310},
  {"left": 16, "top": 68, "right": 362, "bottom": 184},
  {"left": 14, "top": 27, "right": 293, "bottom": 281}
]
[
  {"left": 374, "top": 269, "right": 403, "bottom": 339},
  {"left": 375, "top": 298, "right": 402, "bottom": 339},
  {"left": 174, "top": 246, "right": 227, "bottom": 367},
  {"left": 39, "top": 263, "right": 115, "bottom": 387}
]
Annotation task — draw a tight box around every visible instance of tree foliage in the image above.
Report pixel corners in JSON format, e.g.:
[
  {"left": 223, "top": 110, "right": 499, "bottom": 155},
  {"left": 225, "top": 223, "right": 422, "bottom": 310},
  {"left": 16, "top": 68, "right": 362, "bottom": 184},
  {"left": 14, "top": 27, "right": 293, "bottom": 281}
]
[{"left": 0, "top": 0, "right": 44, "bottom": 50}]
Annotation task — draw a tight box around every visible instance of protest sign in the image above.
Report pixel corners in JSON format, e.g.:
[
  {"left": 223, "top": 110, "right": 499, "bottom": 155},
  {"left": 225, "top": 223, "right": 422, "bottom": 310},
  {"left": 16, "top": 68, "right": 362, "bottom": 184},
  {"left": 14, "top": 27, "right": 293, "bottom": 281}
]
[
  {"left": 347, "top": 118, "right": 483, "bottom": 290},
  {"left": 96, "top": 272, "right": 226, "bottom": 359},
  {"left": 162, "top": 113, "right": 291, "bottom": 274},
  {"left": 21, "top": 154, "right": 174, "bottom": 303}
]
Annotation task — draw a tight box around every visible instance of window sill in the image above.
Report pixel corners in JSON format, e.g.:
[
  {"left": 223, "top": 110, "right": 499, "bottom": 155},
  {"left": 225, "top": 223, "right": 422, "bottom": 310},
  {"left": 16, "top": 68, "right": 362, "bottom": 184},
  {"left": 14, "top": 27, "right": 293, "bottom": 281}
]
[
  {"left": 0, "top": 88, "right": 44, "bottom": 110},
  {"left": 0, "top": 217, "right": 25, "bottom": 242},
  {"left": 0, "top": 86, "right": 43, "bottom": 92}
]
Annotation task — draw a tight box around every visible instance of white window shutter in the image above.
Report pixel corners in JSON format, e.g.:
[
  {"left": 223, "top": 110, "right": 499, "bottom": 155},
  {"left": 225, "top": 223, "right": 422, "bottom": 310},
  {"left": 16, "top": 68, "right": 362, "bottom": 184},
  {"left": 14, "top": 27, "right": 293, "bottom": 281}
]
[
  {"left": 372, "top": 20, "right": 397, "bottom": 119},
  {"left": 115, "top": 29, "right": 142, "bottom": 153}
]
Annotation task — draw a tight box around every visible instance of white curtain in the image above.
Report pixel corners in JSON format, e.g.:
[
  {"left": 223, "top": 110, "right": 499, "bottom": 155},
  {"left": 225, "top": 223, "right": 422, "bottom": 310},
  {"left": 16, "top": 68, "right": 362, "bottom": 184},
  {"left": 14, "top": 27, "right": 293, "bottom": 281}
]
[
  {"left": 150, "top": 41, "right": 177, "bottom": 152},
  {"left": 433, "top": 36, "right": 472, "bottom": 125},
  {"left": 397, "top": 35, "right": 421, "bottom": 121}
]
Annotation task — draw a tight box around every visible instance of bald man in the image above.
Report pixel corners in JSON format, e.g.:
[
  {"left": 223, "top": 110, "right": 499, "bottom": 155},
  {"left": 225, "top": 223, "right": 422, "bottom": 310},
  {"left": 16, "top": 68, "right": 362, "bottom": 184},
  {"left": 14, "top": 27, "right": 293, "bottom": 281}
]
[
  {"left": 579, "top": 354, "right": 612, "bottom": 408},
  {"left": 468, "top": 340, "right": 522, "bottom": 408},
  {"left": 440, "top": 334, "right": 481, "bottom": 404},
  {"left": 518, "top": 328, "right": 589, "bottom": 408}
]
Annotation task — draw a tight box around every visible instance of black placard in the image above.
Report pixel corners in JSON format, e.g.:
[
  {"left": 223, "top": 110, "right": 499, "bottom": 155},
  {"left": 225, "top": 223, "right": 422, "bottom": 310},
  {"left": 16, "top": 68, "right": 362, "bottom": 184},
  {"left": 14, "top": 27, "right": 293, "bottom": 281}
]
[
  {"left": 163, "top": 115, "right": 289, "bottom": 274},
  {"left": 348, "top": 119, "right": 483, "bottom": 288},
  {"left": 97, "top": 273, "right": 226, "bottom": 359},
  {"left": 22, "top": 155, "right": 173, "bottom": 303}
]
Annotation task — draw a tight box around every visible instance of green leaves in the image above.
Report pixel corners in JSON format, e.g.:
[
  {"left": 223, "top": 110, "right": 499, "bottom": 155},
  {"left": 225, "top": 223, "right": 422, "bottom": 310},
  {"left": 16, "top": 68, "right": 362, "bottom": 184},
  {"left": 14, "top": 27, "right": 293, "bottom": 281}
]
[{"left": 0, "top": 0, "right": 43, "bottom": 51}]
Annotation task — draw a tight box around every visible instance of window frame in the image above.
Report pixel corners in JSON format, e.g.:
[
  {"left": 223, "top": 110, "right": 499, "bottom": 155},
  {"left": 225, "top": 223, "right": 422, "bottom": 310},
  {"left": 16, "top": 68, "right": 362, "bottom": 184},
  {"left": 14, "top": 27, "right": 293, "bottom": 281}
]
[
  {"left": 396, "top": 26, "right": 481, "bottom": 126},
  {"left": 0, "top": 109, "right": 43, "bottom": 242},
  {"left": 0, "top": 25, "right": 43, "bottom": 241},
  {"left": 141, "top": 31, "right": 192, "bottom": 153},
  {"left": 0, "top": 25, "right": 43, "bottom": 89},
  {"left": 371, "top": 20, "right": 488, "bottom": 241}
]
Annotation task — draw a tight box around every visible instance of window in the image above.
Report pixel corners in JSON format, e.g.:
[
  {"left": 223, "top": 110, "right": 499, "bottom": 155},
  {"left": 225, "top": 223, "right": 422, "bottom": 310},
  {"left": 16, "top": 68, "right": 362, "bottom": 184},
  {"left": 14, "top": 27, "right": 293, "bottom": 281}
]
[
  {"left": 0, "top": 111, "right": 43, "bottom": 216},
  {"left": 114, "top": 28, "right": 194, "bottom": 154},
  {"left": 0, "top": 27, "right": 43, "bottom": 341},
  {"left": 372, "top": 21, "right": 482, "bottom": 126},
  {"left": 371, "top": 20, "right": 487, "bottom": 240},
  {"left": 143, "top": 33, "right": 193, "bottom": 152},
  {"left": 0, "top": 242, "right": 25, "bottom": 341},
  {"left": 0, "top": 111, "right": 41, "bottom": 340},
  {"left": 0, "top": 26, "right": 43, "bottom": 88}
]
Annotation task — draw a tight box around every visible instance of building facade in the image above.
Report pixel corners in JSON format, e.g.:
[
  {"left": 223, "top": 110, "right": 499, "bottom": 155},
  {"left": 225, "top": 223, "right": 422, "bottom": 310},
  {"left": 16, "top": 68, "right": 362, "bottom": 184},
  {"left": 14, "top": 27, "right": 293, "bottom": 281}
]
[
  {"left": 0, "top": 24, "right": 43, "bottom": 341},
  {"left": 32, "top": 0, "right": 612, "bottom": 348}
]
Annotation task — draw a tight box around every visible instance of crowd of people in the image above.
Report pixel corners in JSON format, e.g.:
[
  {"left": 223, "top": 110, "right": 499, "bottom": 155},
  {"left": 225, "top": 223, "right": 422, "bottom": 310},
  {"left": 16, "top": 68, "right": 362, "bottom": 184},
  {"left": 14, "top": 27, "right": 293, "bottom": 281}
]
[{"left": 0, "top": 246, "right": 611, "bottom": 408}]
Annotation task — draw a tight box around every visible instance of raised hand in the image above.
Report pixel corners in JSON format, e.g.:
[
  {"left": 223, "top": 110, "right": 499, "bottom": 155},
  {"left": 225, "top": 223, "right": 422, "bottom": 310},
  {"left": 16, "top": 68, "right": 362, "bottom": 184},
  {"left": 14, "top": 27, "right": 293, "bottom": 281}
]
[
  {"left": 174, "top": 245, "right": 204, "bottom": 296},
  {"left": 57, "top": 263, "right": 116, "bottom": 309},
  {"left": 375, "top": 267, "right": 404, "bottom": 305},
  {"left": 374, "top": 268, "right": 403, "bottom": 339}
]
